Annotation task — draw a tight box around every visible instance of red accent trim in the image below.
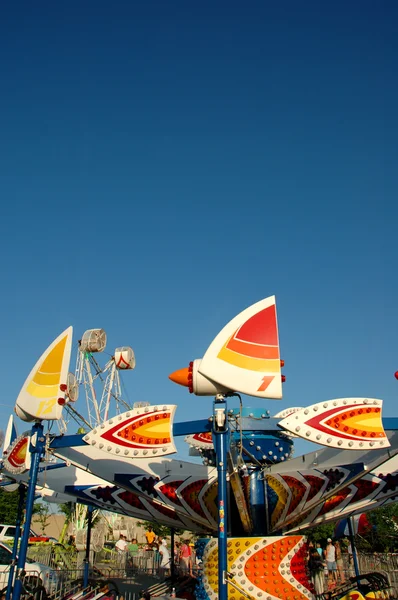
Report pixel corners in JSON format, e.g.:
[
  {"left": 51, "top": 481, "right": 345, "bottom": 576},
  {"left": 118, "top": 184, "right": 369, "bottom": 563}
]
[
  {"left": 116, "top": 355, "right": 130, "bottom": 368},
  {"left": 100, "top": 411, "right": 171, "bottom": 448},
  {"left": 8, "top": 438, "right": 28, "bottom": 468},
  {"left": 236, "top": 304, "right": 279, "bottom": 346},
  {"left": 159, "top": 481, "right": 185, "bottom": 507},
  {"left": 302, "top": 475, "right": 325, "bottom": 502},
  {"left": 226, "top": 335, "right": 279, "bottom": 359},
  {"left": 282, "top": 476, "right": 307, "bottom": 516},
  {"left": 305, "top": 405, "right": 379, "bottom": 441},
  {"left": 318, "top": 489, "right": 350, "bottom": 516},
  {"left": 257, "top": 375, "right": 274, "bottom": 392},
  {"left": 192, "top": 432, "right": 213, "bottom": 444}
]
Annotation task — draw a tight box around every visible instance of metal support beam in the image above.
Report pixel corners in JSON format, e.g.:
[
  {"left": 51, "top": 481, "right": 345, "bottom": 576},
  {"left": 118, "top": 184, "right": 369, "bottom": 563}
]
[
  {"left": 83, "top": 505, "right": 94, "bottom": 587},
  {"left": 347, "top": 516, "right": 361, "bottom": 578},
  {"left": 170, "top": 527, "right": 175, "bottom": 585},
  {"left": 49, "top": 416, "right": 398, "bottom": 450},
  {"left": 12, "top": 422, "right": 46, "bottom": 600},
  {"left": 5, "top": 484, "right": 26, "bottom": 600},
  {"left": 213, "top": 395, "right": 229, "bottom": 600}
]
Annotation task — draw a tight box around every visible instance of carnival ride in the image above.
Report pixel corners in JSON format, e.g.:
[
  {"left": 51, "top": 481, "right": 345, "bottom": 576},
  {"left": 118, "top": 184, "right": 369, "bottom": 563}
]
[{"left": 1, "top": 296, "right": 398, "bottom": 600}]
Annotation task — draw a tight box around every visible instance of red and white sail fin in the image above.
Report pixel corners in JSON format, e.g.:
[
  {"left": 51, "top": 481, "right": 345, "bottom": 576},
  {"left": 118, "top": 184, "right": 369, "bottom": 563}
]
[
  {"left": 199, "top": 296, "right": 283, "bottom": 399},
  {"left": 3, "top": 432, "right": 31, "bottom": 475},
  {"left": 185, "top": 431, "right": 214, "bottom": 450},
  {"left": 278, "top": 398, "right": 389, "bottom": 450},
  {"left": 14, "top": 327, "right": 73, "bottom": 422},
  {"left": 83, "top": 405, "right": 177, "bottom": 458}
]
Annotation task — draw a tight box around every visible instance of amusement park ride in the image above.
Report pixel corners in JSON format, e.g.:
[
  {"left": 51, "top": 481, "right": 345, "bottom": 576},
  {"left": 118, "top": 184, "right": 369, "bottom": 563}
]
[{"left": 1, "top": 296, "right": 398, "bottom": 600}]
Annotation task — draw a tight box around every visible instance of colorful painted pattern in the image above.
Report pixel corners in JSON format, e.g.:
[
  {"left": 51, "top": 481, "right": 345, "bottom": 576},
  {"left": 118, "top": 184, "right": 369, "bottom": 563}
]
[
  {"left": 3, "top": 433, "right": 31, "bottom": 475},
  {"left": 198, "top": 295, "right": 283, "bottom": 398},
  {"left": 83, "top": 405, "right": 176, "bottom": 457},
  {"left": 217, "top": 304, "right": 281, "bottom": 394},
  {"left": 200, "top": 536, "right": 311, "bottom": 600},
  {"left": 15, "top": 327, "right": 72, "bottom": 421},
  {"left": 279, "top": 399, "right": 388, "bottom": 450}
]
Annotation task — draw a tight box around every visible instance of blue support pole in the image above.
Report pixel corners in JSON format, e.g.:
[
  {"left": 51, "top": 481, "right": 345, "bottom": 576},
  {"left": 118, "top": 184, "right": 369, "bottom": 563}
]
[
  {"left": 249, "top": 469, "right": 267, "bottom": 536},
  {"left": 83, "top": 505, "right": 94, "bottom": 587},
  {"left": 347, "top": 516, "right": 361, "bottom": 578},
  {"left": 5, "top": 484, "right": 26, "bottom": 600},
  {"left": 12, "top": 422, "right": 46, "bottom": 600},
  {"left": 213, "top": 395, "right": 229, "bottom": 600}
]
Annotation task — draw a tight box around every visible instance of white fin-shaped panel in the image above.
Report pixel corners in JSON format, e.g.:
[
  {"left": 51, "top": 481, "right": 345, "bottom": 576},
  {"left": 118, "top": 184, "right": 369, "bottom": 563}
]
[
  {"left": 14, "top": 327, "right": 73, "bottom": 421},
  {"left": 185, "top": 432, "right": 214, "bottom": 449},
  {"left": 83, "top": 405, "right": 177, "bottom": 458},
  {"left": 199, "top": 296, "right": 283, "bottom": 399},
  {"left": 278, "top": 398, "right": 389, "bottom": 450},
  {"left": 2, "top": 415, "right": 17, "bottom": 455},
  {"left": 3, "top": 432, "right": 31, "bottom": 475}
]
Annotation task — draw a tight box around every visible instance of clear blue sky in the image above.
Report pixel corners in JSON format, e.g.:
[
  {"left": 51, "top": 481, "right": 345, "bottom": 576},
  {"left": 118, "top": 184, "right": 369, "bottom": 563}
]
[{"left": 0, "top": 1, "right": 397, "bottom": 460}]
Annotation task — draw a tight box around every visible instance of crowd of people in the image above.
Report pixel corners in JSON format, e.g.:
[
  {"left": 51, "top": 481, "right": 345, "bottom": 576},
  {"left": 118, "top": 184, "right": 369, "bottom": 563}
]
[
  {"left": 113, "top": 527, "right": 198, "bottom": 578},
  {"left": 307, "top": 537, "right": 353, "bottom": 598},
  {"left": 114, "top": 527, "right": 355, "bottom": 600}
]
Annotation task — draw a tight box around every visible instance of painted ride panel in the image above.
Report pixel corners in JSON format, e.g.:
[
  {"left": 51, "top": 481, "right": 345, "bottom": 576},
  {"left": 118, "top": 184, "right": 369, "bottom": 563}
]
[{"left": 4, "top": 296, "right": 398, "bottom": 600}]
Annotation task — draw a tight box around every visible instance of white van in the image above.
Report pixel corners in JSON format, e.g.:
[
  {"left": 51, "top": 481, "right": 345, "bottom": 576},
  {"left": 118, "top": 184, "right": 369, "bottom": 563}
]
[{"left": 0, "top": 541, "right": 60, "bottom": 596}]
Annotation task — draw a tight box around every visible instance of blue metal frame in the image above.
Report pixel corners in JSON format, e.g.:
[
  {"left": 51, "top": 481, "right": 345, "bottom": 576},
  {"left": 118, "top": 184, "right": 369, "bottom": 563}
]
[
  {"left": 49, "top": 416, "right": 398, "bottom": 450},
  {"left": 347, "top": 516, "right": 361, "bottom": 578},
  {"left": 16, "top": 408, "right": 397, "bottom": 600},
  {"left": 83, "top": 505, "right": 94, "bottom": 587},
  {"left": 5, "top": 484, "right": 26, "bottom": 600},
  {"left": 212, "top": 396, "right": 229, "bottom": 600},
  {"left": 12, "top": 422, "right": 46, "bottom": 600}
]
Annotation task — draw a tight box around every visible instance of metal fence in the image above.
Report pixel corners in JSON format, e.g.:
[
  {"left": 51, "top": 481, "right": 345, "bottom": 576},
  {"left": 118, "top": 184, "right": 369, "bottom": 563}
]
[
  {"left": 356, "top": 553, "right": 398, "bottom": 597},
  {"left": 26, "top": 546, "right": 164, "bottom": 575},
  {"left": 21, "top": 545, "right": 398, "bottom": 600}
]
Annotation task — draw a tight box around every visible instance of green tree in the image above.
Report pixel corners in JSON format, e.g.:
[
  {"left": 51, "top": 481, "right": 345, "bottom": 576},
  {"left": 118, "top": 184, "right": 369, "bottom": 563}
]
[
  {"left": 0, "top": 488, "right": 20, "bottom": 523},
  {"left": 34, "top": 503, "right": 51, "bottom": 534},
  {"left": 363, "top": 504, "right": 398, "bottom": 552},
  {"left": 304, "top": 522, "right": 336, "bottom": 545},
  {"left": 58, "top": 501, "right": 75, "bottom": 544}
]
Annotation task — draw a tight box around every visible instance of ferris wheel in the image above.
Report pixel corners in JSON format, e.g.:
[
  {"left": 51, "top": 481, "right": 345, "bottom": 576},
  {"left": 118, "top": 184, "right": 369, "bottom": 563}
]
[{"left": 58, "top": 328, "right": 136, "bottom": 433}]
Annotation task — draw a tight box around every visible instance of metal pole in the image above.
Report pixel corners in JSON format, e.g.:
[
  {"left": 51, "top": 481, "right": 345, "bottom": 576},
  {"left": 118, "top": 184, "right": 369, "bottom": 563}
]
[
  {"left": 249, "top": 469, "right": 267, "bottom": 536},
  {"left": 213, "top": 395, "right": 229, "bottom": 600},
  {"left": 347, "top": 516, "right": 360, "bottom": 578},
  {"left": 170, "top": 527, "right": 175, "bottom": 584},
  {"left": 83, "top": 505, "right": 94, "bottom": 587},
  {"left": 5, "top": 484, "right": 26, "bottom": 600},
  {"left": 13, "top": 422, "right": 46, "bottom": 600}
]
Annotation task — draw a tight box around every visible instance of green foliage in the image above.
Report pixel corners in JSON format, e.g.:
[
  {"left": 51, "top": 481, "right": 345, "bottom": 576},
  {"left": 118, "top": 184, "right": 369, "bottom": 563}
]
[
  {"left": 0, "top": 489, "right": 42, "bottom": 529},
  {"left": 0, "top": 488, "right": 20, "bottom": 523},
  {"left": 34, "top": 503, "right": 51, "bottom": 534},
  {"left": 58, "top": 502, "right": 75, "bottom": 524},
  {"left": 364, "top": 504, "right": 398, "bottom": 553},
  {"left": 305, "top": 522, "right": 336, "bottom": 545},
  {"left": 305, "top": 503, "right": 398, "bottom": 554},
  {"left": 136, "top": 520, "right": 184, "bottom": 539}
]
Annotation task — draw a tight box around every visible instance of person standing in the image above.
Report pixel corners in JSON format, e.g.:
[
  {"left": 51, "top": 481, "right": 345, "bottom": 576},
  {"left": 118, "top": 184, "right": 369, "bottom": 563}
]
[
  {"left": 324, "top": 538, "right": 338, "bottom": 588},
  {"left": 174, "top": 541, "right": 181, "bottom": 573},
  {"left": 115, "top": 534, "right": 128, "bottom": 572},
  {"left": 128, "top": 537, "right": 139, "bottom": 570},
  {"left": 145, "top": 526, "right": 156, "bottom": 547},
  {"left": 128, "top": 537, "right": 139, "bottom": 555},
  {"left": 334, "top": 541, "right": 345, "bottom": 583},
  {"left": 179, "top": 539, "right": 192, "bottom": 575},
  {"left": 159, "top": 539, "right": 170, "bottom": 579},
  {"left": 308, "top": 548, "right": 325, "bottom": 599}
]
